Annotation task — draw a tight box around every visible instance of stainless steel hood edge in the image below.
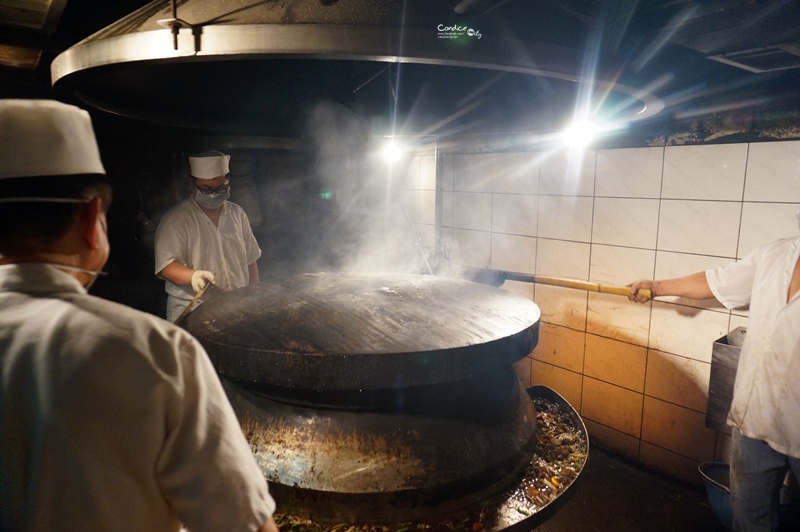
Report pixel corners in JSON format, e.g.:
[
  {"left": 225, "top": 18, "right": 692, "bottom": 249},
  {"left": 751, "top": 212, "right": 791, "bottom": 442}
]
[{"left": 52, "top": 24, "right": 663, "bottom": 122}]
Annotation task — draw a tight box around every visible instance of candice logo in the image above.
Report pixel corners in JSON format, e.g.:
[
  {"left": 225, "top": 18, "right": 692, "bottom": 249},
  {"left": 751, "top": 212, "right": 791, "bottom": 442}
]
[{"left": 437, "top": 23, "right": 482, "bottom": 40}]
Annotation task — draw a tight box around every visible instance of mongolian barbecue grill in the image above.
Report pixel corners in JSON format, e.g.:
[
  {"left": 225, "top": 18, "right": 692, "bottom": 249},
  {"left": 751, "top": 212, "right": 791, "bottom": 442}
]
[{"left": 181, "top": 272, "right": 586, "bottom": 526}]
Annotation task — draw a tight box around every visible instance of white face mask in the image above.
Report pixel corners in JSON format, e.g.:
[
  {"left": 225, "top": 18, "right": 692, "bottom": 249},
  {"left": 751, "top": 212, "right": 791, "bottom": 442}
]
[
  {"left": 54, "top": 264, "right": 107, "bottom": 291},
  {"left": 194, "top": 188, "right": 230, "bottom": 209}
]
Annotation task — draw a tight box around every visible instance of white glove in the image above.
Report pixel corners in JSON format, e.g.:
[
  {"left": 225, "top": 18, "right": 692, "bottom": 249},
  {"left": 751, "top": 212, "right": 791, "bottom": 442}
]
[{"left": 191, "top": 270, "right": 216, "bottom": 293}]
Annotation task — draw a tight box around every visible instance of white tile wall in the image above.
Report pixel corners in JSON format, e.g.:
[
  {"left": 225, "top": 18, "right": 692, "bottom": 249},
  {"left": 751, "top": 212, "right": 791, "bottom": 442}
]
[
  {"left": 537, "top": 196, "right": 594, "bottom": 242},
  {"left": 441, "top": 155, "right": 454, "bottom": 191},
  {"left": 590, "top": 244, "right": 656, "bottom": 286},
  {"left": 420, "top": 190, "right": 436, "bottom": 225},
  {"left": 491, "top": 233, "right": 536, "bottom": 273},
  {"left": 581, "top": 376, "right": 643, "bottom": 437},
  {"left": 592, "top": 198, "right": 660, "bottom": 248},
  {"left": 530, "top": 359, "right": 583, "bottom": 409},
  {"left": 535, "top": 284, "right": 588, "bottom": 331},
  {"left": 540, "top": 149, "right": 596, "bottom": 196},
  {"left": 739, "top": 202, "right": 800, "bottom": 257},
  {"left": 583, "top": 419, "right": 640, "bottom": 460},
  {"left": 662, "top": 144, "right": 747, "bottom": 200},
  {"left": 640, "top": 397, "right": 716, "bottom": 462},
  {"left": 645, "top": 349, "right": 711, "bottom": 412},
  {"left": 453, "top": 153, "right": 493, "bottom": 192},
  {"left": 397, "top": 189, "right": 419, "bottom": 223},
  {"left": 453, "top": 192, "right": 492, "bottom": 230},
  {"left": 653, "top": 250, "right": 729, "bottom": 278},
  {"left": 531, "top": 322, "right": 585, "bottom": 373},
  {"left": 584, "top": 333, "right": 647, "bottom": 392},
  {"left": 420, "top": 155, "right": 436, "bottom": 191},
  {"left": 639, "top": 441, "right": 708, "bottom": 483},
  {"left": 492, "top": 194, "right": 538, "bottom": 236},
  {"left": 494, "top": 152, "right": 540, "bottom": 193},
  {"left": 441, "top": 190, "right": 454, "bottom": 226},
  {"left": 401, "top": 155, "right": 421, "bottom": 190},
  {"left": 536, "top": 239, "right": 591, "bottom": 278},
  {"left": 657, "top": 199, "right": 741, "bottom": 257},
  {"left": 451, "top": 228, "right": 491, "bottom": 268},
  {"left": 744, "top": 141, "right": 800, "bottom": 202},
  {"left": 596, "top": 147, "right": 663, "bottom": 198},
  {"left": 647, "top": 302, "right": 731, "bottom": 362},
  {"left": 587, "top": 293, "right": 651, "bottom": 346},
  {"left": 501, "top": 279, "right": 534, "bottom": 299},
  {"left": 437, "top": 139, "right": 800, "bottom": 484}
]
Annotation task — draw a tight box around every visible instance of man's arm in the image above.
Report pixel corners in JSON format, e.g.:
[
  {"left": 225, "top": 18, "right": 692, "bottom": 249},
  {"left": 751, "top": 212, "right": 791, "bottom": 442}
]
[
  {"left": 159, "top": 261, "right": 216, "bottom": 293},
  {"left": 158, "top": 260, "right": 197, "bottom": 287},
  {"left": 627, "top": 271, "right": 715, "bottom": 303}
]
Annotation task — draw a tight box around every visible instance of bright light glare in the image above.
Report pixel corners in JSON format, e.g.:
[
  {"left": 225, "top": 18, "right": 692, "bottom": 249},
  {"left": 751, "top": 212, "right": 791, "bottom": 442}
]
[
  {"left": 382, "top": 141, "right": 402, "bottom": 163},
  {"left": 562, "top": 121, "right": 598, "bottom": 148}
]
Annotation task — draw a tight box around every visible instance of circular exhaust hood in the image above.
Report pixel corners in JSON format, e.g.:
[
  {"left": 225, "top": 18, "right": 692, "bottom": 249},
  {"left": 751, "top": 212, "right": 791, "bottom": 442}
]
[{"left": 51, "top": 0, "right": 664, "bottom": 137}]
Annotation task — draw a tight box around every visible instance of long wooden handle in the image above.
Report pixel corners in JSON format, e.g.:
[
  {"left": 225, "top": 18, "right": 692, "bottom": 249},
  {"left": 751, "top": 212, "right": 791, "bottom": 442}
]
[
  {"left": 173, "top": 283, "right": 210, "bottom": 324},
  {"left": 500, "top": 271, "right": 651, "bottom": 299}
]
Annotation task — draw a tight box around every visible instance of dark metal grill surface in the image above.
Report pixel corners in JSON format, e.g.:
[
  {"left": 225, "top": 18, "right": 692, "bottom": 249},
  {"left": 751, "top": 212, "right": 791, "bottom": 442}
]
[{"left": 184, "top": 272, "right": 541, "bottom": 391}]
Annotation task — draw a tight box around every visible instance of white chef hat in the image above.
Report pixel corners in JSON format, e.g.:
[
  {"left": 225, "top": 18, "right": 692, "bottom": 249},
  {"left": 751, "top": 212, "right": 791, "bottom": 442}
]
[
  {"left": 188, "top": 150, "right": 230, "bottom": 179},
  {"left": 0, "top": 99, "right": 106, "bottom": 179}
]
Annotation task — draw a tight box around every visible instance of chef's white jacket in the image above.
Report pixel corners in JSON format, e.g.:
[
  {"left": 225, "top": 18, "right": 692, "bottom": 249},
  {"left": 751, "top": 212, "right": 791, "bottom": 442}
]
[
  {"left": 155, "top": 196, "right": 261, "bottom": 321},
  {"left": 706, "top": 235, "right": 800, "bottom": 459},
  {"left": 0, "top": 263, "right": 275, "bottom": 531}
]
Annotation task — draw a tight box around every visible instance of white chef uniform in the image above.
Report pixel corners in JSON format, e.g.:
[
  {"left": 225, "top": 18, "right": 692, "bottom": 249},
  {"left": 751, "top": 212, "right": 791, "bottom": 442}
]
[
  {"left": 0, "top": 263, "right": 276, "bottom": 531},
  {"left": 155, "top": 197, "right": 261, "bottom": 321},
  {"left": 705, "top": 235, "right": 800, "bottom": 459}
]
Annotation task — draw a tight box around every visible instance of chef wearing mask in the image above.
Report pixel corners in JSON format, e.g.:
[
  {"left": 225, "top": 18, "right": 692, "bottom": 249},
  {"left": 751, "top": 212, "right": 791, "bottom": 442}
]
[
  {"left": 155, "top": 150, "right": 261, "bottom": 321},
  {"left": 0, "top": 99, "right": 278, "bottom": 532}
]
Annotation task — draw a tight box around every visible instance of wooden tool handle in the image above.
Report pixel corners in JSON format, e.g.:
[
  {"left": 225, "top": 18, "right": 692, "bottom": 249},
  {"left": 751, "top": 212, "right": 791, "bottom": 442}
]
[
  {"left": 173, "top": 283, "right": 210, "bottom": 324},
  {"left": 501, "top": 272, "right": 652, "bottom": 299}
]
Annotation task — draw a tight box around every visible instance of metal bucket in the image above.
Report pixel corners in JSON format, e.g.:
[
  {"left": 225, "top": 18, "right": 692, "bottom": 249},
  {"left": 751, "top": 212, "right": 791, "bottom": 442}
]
[{"left": 698, "top": 462, "right": 734, "bottom": 531}]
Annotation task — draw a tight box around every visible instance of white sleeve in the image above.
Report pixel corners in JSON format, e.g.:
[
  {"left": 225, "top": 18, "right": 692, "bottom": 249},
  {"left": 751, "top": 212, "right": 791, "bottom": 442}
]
[
  {"left": 156, "top": 334, "right": 275, "bottom": 531},
  {"left": 154, "top": 210, "right": 187, "bottom": 276},
  {"left": 705, "top": 253, "right": 757, "bottom": 310},
  {"left": 242, "top": 216, "right": 262, "bottom": 266}
]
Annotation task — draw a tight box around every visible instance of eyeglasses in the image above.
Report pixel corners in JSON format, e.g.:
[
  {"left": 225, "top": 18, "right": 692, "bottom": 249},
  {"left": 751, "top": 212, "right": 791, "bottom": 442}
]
[{"left": 194, "top": 182, "right": 230, "bottom": 195}]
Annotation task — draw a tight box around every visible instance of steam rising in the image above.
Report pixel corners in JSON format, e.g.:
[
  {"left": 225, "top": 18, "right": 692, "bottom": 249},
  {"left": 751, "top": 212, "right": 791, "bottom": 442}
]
[{"left": 297, "top": 100, "right": 430, "bottom": 276}]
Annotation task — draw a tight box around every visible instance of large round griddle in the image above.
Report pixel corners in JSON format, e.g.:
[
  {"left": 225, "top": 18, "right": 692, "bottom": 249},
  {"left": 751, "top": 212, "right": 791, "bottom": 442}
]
[
  {"left": 183, "top": 272, "right": 544, "bottom": 522},
  {"left": 223, "top": 368, "right": 539, "bottom": 522},
  {"left": 184, "top": 272, "right": 541, "bottom": 391}
]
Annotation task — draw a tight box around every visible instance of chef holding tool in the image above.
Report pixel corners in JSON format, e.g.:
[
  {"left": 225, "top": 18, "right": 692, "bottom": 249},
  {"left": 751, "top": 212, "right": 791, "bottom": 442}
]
[{"left": 155, "top": 150, "right": 261, "bottom": 322}]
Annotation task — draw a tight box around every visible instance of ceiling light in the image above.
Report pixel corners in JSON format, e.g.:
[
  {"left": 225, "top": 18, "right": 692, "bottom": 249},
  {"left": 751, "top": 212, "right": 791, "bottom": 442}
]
[
  {"left": 562, "top": 120, "right": 598, "bottom": 148},
  {"left": 382, "top": 141, "right": 402, "bottom": 163}
]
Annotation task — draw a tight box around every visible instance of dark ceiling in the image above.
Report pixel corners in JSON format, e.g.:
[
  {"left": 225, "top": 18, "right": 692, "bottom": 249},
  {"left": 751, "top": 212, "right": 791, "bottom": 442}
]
[{"left": 1, "top": 0, "right": 800, "bottom": 141}]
